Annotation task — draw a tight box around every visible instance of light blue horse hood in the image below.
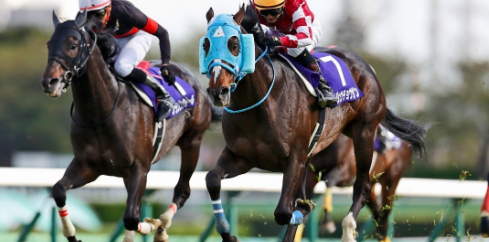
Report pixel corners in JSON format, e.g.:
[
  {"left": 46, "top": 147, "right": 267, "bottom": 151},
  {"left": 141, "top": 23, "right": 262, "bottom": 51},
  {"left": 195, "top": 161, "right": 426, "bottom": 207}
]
[{"left": 199, "top": 14, "right": 255, "bottom": 77}]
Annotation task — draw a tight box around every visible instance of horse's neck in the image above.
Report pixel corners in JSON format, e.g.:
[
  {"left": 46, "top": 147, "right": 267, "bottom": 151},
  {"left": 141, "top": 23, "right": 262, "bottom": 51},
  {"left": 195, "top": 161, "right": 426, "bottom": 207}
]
[
  {"left": 230, "top": 49, "right": 278, "bottom": 110},
  {"left": 72, "top": 47, "right": 119, "bottom": 120}
]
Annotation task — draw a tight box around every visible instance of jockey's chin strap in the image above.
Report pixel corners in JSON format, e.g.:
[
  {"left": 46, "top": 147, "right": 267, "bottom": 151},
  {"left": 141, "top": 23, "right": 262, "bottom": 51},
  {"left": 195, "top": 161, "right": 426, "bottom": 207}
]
[
  {"left": 48, "top": 25, "right": 97, "bottom": 92},
  {"left": 224, "top": 47, "right": 276, "bottom": 114}
]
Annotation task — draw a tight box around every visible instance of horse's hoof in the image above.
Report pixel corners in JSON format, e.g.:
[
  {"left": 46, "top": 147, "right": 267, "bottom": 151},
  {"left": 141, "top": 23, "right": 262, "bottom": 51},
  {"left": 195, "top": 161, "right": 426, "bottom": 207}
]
[
  {"left": 67, "top": 236, "right": 81, "bottom": 242},
  {"left": 295, "top": 198, "right": 316, "bottom": 215},
  {"left": 154, "top": 226, "right": 169, "bottom": 242},
  {"left": 159, "top": 210, "right": 174, "bottom": 229},
  {"left": 319, "top": 221, "right": 336, "bottom": 235},
  {"left": 144, "top": 217, "right": 162, "bottom": 230},
  {"left": 341, "top": 212, "right": 357, "bottom": 242},
  {"left": 221, "top": 233, "right": 239, "bottom": 242},
  {"left": 122, "top": 230, "right": 136, "bottom": 242},
  {"left": 226, "top": 236, "right": 239, "bottom": 242},
  {"left": 481, "top": 216, "right": 489, "bottom": 238}
]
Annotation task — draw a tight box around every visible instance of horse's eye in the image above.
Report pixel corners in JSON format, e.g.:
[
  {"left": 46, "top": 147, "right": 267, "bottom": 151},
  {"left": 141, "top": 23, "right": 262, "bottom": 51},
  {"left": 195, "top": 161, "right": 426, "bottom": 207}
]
[
  {"left": 203, "top": 38, "right": 210, "bottom": 56},
  {"left": 70, "top": 44, "right": 77, "bottom": 50},
  {"left": 233, "top": 44, "right": 238, "bottom": 51}
]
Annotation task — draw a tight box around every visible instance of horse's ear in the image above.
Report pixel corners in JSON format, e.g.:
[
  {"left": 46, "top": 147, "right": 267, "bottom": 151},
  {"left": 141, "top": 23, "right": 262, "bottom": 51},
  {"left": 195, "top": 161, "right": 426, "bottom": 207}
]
[
  {"left": 75, "top": 8, "right": 88, "bottom": 27},
  {"left": 233, "top": 4, "right": 245, "bottom": 25},
  {"left": 52, "top": 10, "right": 60, "bottom": 27},
  {"left": 206, "top": 7, "right": 214, "bottom": 23}
]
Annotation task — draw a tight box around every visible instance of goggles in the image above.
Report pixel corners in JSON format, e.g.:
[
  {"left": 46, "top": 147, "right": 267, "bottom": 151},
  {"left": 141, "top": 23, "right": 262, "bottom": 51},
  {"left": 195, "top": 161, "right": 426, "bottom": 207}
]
[
  {"left": 88, "top": 8, "right": 107, "bottom": 19},
  {"left": 259, "top": 8, "right": 283, "bottom": 17}
]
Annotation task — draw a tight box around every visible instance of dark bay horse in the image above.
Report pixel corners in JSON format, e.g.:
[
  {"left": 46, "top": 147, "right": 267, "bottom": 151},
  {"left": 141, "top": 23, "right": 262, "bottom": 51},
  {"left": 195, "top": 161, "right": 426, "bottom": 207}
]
[
  {"left": 41, "top": 11, "right": 221, "bottom": 242},
  {"left": 202, "top": 4, "right": 425, "bottom": 242},
  {"left": 294, "top": 134, "right": 412, "bottom": 242}
]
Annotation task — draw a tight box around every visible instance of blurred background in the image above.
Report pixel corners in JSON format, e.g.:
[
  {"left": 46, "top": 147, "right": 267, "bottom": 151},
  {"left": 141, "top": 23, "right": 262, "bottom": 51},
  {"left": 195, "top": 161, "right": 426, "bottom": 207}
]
[{"left": 1, "top": 0, "right": 489, "bottom": 241}]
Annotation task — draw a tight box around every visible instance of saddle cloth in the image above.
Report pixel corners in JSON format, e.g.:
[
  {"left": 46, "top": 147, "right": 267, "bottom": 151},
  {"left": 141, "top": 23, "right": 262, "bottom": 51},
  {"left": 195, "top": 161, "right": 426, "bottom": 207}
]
[
  {"left": 132, "top": 61, "right": 196, "bottom": 119},
  {"left": 279, "top": 50, "right": 364, "bottom": 106},
  {"left": 374, "top": 128, "right": 402, "bottom": 153}
]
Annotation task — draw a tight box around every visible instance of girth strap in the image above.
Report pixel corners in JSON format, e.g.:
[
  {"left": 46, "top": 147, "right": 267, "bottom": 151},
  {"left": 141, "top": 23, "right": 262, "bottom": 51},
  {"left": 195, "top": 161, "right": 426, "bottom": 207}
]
[
  {"left": 151, "top": 120, "right": 166, "bottom": 164},
  {"left": 307, "top": 108, "right": 326, "bottom": 157}
]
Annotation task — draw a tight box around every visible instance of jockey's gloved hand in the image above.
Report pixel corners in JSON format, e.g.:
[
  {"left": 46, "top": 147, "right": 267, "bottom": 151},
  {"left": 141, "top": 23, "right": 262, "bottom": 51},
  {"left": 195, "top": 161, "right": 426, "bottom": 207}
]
[
  {"left": 160, "top": 65, "right": 175, "bottom": 85},
  {"left": 262, "top": 37, "right": 282, "bottom": 48}
]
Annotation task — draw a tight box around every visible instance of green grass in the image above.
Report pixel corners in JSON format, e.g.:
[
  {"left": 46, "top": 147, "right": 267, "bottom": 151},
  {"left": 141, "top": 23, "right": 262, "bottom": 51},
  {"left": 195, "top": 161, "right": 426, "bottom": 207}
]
[{"left": 3, "top": 195, "right": 483, "bottom": 241}]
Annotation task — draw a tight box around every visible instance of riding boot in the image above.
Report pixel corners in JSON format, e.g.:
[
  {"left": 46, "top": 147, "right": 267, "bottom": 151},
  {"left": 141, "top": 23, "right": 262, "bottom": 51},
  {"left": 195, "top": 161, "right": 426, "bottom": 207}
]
[
  {"left": 294, "top": 49, "right": 338, "bottom": 108},
  {"left": 306, "top": 60, "right": 338, "bottom": 108},
  {"left": 125, "top": 68, "right": 175, "bottom": 122},
  {"left": 142, "top": 75, "right": 176, "bottom": 122}
]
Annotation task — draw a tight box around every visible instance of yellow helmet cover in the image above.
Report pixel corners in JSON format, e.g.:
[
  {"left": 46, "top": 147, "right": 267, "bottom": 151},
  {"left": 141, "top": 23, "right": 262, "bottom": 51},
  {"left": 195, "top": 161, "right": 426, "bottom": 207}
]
[{"left": 254, "top": 0, "right": 286, "bottom": 10}]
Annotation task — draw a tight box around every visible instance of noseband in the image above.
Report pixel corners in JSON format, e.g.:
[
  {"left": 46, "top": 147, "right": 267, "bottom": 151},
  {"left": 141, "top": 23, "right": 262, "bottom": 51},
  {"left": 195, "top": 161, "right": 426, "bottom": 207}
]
[
  {"left": 48, "top": 24, "right": 97, "bottom": 91},
  {"left": 48, "top": 21, "right": 123, "bottom": 128}
]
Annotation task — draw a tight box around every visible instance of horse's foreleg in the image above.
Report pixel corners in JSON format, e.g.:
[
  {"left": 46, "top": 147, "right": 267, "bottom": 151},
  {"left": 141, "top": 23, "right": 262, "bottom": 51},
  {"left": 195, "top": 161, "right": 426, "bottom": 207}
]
[
  {"left": 275, "top": 152, "right": 309, "bottom": 228},
  {"left": 154, "top": 135, "right": 203, "bottom": 242},
  {"left": 281, "top": 225, "right": 299, "bottom": 242},
  {"left": 122, "top": 164, "right": 159, "bottom": 238},
  {"left": 52, "top": 159, "right": 99, "bottom": 242},
  {"left": 342, "top": 126, "right": 376, "bottom": 242},
  {"left": 206, "top": 147, "right": 252, "bottom": 242},
  {"left": 284, "top": 159, "right": 321, "bottom": 242}
]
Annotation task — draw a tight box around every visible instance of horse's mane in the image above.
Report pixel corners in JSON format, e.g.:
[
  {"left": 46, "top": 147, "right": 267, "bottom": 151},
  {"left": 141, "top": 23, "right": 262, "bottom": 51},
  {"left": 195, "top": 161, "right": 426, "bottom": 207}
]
[{"left": 241, "top": 2, "right": 266, "bottom": 50}]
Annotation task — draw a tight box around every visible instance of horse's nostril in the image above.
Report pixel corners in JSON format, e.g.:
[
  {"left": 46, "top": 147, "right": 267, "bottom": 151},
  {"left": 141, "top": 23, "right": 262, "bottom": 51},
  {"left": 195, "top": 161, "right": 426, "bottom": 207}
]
[
  {"left": 49, "top": 78, "right": 59, "bottom": 87},
  {"left": 220, "top": 87, "right": 229, "bottom": 96}
]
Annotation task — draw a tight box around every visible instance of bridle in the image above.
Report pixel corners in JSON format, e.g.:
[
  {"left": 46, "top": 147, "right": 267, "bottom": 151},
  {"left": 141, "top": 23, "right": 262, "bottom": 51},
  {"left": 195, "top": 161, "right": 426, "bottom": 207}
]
[
  {"left": 48, "top": 23, "right": 97, "bottom": 92},
  {"left": 48, "top": 21, "right": 123, "bottom": 128}
]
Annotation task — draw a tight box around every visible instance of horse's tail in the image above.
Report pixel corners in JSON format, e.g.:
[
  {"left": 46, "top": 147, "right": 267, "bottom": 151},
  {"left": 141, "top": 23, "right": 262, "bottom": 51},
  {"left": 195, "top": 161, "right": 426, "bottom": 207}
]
[
  {"left": 210, "top": 104, "right": 223, "bottom": 122},
  {"left": 380, "top": 108, "right": 427, "bottom": 158}
]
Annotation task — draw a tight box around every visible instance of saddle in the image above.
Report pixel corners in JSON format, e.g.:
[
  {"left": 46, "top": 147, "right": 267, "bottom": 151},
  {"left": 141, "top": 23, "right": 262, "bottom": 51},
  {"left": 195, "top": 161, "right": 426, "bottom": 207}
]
[
  {"left": 375, "top": 125, "right": 402, "bottom": 153},
  {"left": 111, "top": 61, "right": 197, "bottom": 119},
  {"left": 279, "top": 50, "right": 364, "bottom": 106},
  {"left": 265, "top": 30, "right": 363, "bottom": 105}
]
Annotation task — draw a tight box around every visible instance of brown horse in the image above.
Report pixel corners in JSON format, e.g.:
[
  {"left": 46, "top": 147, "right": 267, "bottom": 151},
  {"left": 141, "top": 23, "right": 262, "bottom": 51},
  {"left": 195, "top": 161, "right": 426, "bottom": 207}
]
[
  {"left": 40, "top": 11, "right": 221, "bottom": 242},
  {"left": 294, "top": 133, "right": 412, "bottom": 242},
  {"left": 202, "top": 4, "right": 425, "bottom": 242}
]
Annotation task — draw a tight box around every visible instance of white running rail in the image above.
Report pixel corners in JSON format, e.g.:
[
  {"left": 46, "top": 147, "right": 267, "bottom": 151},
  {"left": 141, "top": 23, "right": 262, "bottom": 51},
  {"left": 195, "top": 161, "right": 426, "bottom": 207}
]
[{"left": 0, "top": 168, "right": 485, "bottom": 199}]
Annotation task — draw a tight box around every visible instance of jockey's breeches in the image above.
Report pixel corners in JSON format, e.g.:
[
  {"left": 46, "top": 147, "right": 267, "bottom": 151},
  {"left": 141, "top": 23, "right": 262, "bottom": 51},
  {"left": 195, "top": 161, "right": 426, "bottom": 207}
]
[{"left": 112, "top": 31, "right": 152, "bottom": 78}]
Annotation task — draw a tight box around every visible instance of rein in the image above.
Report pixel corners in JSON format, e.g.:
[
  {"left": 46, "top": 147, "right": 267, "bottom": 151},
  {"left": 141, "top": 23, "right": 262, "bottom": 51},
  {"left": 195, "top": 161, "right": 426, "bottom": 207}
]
[
  {"left": 69, "top": 30, "right": 122, "bottom": 128},
  {"left": 224, "top": 47, "right": 276, "bottom": 114},
  {"left": 50, "top": 23, "right": 121, "bottom": 128},
  {"left": 70, "top": 80, "right": 121, "bottom": 128}
]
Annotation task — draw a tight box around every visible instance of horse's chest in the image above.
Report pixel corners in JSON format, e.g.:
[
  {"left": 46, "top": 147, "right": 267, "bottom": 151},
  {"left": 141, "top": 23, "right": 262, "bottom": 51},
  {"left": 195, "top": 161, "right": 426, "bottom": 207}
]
[
  {"left": 71, "top": 127, "right": 139, "bottom": 164},
  {"left": 223, "top": 116, "right": 296, "bottom": 170},
  {"left": 227, "top": 135, "right": 289, "bottom": 171}
]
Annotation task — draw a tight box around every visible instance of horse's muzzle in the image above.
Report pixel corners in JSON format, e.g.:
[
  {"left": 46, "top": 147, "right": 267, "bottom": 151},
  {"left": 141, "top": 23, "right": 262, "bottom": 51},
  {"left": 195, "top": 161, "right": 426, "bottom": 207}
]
[
  {"left": 207, "top": 87, "right": 230, "bottom": 107},
  {"left": 41, "top": 77, "right": 63, "bottom": 98}
]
